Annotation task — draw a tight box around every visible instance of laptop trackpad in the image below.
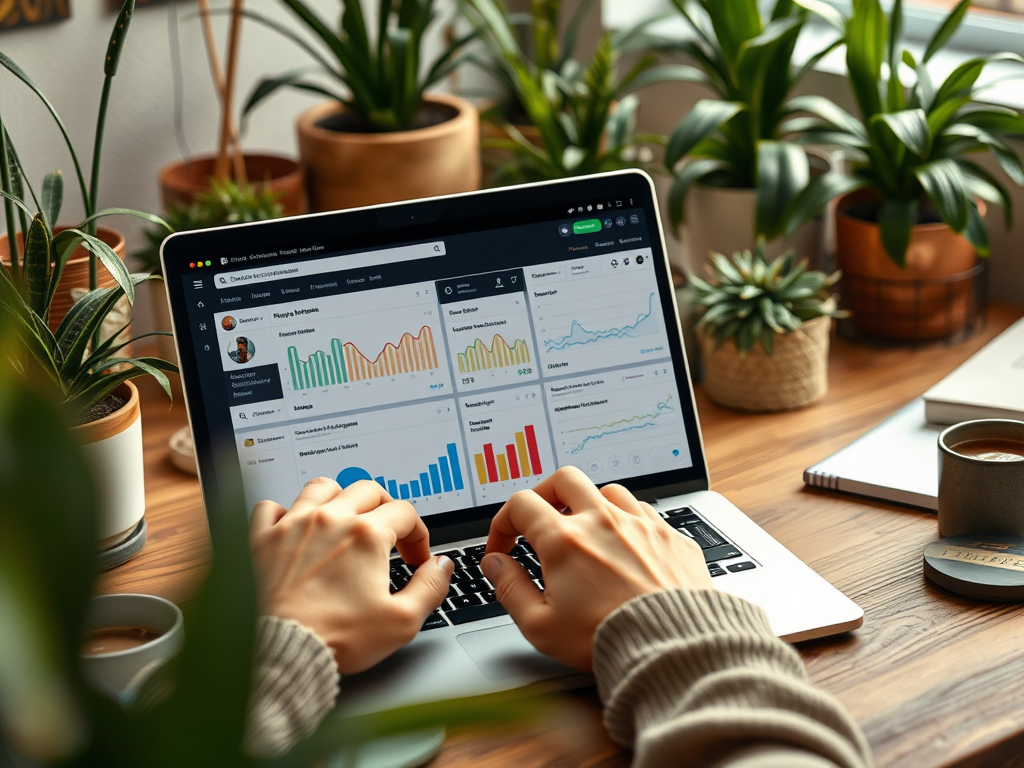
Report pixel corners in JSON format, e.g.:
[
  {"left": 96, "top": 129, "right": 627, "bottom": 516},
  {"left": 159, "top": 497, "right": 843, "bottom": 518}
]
[{"left": 457, "top": 623, "right": 573, "bottom": 681}]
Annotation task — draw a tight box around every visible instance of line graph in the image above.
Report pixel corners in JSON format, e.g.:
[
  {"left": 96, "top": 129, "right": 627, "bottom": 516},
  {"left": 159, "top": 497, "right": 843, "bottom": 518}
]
[
  {"left": 566, "top": 395, "right": 675, "bottom": 454},
  {"left": 457, "top": 334, "right": 530, "bottom": 373},
  {"left": 543, "top": 292, "right": 658, "bottom": 352}
]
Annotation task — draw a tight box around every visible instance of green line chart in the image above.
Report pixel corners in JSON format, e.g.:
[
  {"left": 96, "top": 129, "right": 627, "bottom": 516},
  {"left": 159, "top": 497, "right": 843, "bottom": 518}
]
[{"left": 565, "top": 395, "right": 675, "bottom": 454}]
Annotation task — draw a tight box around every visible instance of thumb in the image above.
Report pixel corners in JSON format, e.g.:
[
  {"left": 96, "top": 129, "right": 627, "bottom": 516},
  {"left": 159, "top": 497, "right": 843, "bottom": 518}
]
[
  {"left": 396, "top": 555, "right": 454, "bottom": 619},
  {"left": 482, "top": 553, "right": 548, "bottom": 634}
]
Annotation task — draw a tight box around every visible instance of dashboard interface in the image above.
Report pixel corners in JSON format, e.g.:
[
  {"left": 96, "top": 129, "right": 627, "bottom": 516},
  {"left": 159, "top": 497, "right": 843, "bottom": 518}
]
[{"left": 169, "top": 185, "right": 699, "bottom": 523}]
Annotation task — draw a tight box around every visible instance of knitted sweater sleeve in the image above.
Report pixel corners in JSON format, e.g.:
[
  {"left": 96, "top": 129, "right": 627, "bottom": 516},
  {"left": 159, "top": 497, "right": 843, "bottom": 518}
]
[{"left": 592, "top": 589, "right": 873, "bottom": 768}]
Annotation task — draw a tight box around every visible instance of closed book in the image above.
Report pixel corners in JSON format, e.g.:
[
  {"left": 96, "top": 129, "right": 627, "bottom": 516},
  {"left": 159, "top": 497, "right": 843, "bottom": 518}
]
[{"left": 923, "top": 317, "right": 1024, "bottom": 425}]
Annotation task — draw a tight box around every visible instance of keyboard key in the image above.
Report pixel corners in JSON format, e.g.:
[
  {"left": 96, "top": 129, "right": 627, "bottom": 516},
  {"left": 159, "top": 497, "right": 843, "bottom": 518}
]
[
  {"left": 445, "top": 594, "right": 483, "bottom": 611},
  {"left": 680, "top": 523, "right": 725, "bottom": 550},
  {"left": 480, "top": 590, "right": 496, "bottom": 603},
  {"left": 703, "top": 544, "right": 743, "bottom": 563},
  {"left": 517, "top": 558, "right": 542, "bottom": 578},
  {"left": 452, "top": 566, "right": 484, "bottom": 583},
  {"left": 421, "top": 612, "right": 448, "bottom": 631},
  {"left": 390, "top": 562, "right": 412, "bottom": 577},
  {"left": 664, "top": 506, "right": 695, "bottom": 517},
  {"left": 533, "top": 578, "right": 544, "bottom": 591},
  {"left": 459, "top": 579, "right": 489, "bottom": 593},
  {"left": 510, "top": 544, "right": 531, "bottom": 559},
  {"left": 436, "top": 549, "right": 463, "bottom": 560},
  {"left": 708, "top": 564, "right": 726, "bottom": 577},
  {"left": 727, "top": 561, "right": 757, "bottom": 573},
  {"left": 447, "top": 585, "right": 459, "bottom": 599},
  {"left": 464, "top": 544, "right": 487, "bottom": 556},
  {"left": 447, "top": 602, "right": 508, "bottom": 625},
  {"left": 458, "top": 552, "right": 483, "bottom": 568},
  {"left": 391, "top": 571, "right": 409, "bottom": 589}
]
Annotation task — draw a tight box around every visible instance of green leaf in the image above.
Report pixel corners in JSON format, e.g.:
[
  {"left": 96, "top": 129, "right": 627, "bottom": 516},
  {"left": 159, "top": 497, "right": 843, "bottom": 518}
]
[
  {"left": 40, "top": 172, "right": 62, "bottom": 232},
  {"left": 755, "top": 141, "right": 809, "bottom": 239},
  {"left": 667, "top": 159, "right": 730, "bottom": 233},
  {"left": 922, "top": 0, "right": 970, "bottom": 63},
  {"left": 785, "top": 95, "right": 867, "bottom": 140},
  {"left": 241, "top": 68, "right": 343, "bottom": 124},
  {"left": 664, "top": 100, "right": 744, "bottom": 168},
  {"left": 793, "top": 0, "right": 845, "bottom": 31},
  {"left": 702, "top": 0, "right": 763, "bottom": 67},
  {"left": 22, "top": 214, "right": 51, "bottom": 319},
  {"left": 964, "top": 199, "right": 990, "bottom": 256},
  {"left": 915, "top": 158, "right": 970, "bottom": 232},
  {"left": 845, "top": 0, "right": 887, "bottom": 118},
  {"left": 779, "top": 172, "right": 867, "bottom": 238},
  {"left": 621, "top": 63, "right": 709, "bottom": 92},
  {"left": 104, "top": 0, "right": 135, "bottom": 77},
  {"left": 606, "top": 94, "right": 639, "bottom": 151},
  {"left": 942, "top": 124, "right": 1024, "bottom": 187},
  {"left": 878, "top": 198, "right": 917, "bottom": 267},
  {"left": 57, "top": 229, "right": 134, "bottom": 305},
  {"left": 959, "top": 158, "right": 1013, "bottom": 227},
  {"left": 873, "top": 108, "right": 931, "bottom": 157},
  {"left": 886, "top": 0, "right": 904, "bottom": 111}
]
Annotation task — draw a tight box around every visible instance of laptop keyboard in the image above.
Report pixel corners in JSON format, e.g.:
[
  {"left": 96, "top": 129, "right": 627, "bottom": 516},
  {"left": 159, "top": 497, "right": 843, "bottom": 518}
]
[{"left": 391, "top": 506, "right": 757, "bottom": 632}]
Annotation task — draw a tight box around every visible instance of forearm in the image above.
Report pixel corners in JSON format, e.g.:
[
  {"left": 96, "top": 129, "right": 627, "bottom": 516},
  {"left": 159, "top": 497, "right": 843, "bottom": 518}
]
[
  {"left": 244, "top": 616, "right": 340, "bottom": 758},
  {"left": 593, "top": 590, "right": 872, "bottom": 768}
]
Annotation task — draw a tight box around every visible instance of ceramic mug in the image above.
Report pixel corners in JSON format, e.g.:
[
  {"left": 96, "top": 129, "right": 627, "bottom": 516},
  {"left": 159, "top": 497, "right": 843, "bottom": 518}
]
[
  {"left": 80, "top": 594, "right": 184, "bottom": 698},
  {"left": 937, "top": 419, "right": 1024, "bottom": 538}
]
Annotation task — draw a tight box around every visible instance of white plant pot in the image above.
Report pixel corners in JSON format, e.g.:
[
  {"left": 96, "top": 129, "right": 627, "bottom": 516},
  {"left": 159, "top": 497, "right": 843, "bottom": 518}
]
[
  {"left": 679, "top": 147, "right": 837, "bottom": 278},
  {"left": 72, "top": 381, "right": 146, "bottom": 549}
]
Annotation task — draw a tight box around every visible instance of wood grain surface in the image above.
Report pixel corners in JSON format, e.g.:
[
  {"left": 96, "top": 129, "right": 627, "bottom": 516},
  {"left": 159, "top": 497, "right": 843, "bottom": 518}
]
[{"left": 99, "top": 304, "right": 1024, "bottom": 768}]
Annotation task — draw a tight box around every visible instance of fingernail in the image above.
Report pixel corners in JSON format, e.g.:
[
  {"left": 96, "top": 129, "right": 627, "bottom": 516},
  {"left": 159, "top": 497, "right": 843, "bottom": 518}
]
[
  {"left": 481, "top": 553, "right": 502, "bottom": 581},
  {"left": 436, "top": 555, "right": 454, "bottom": 576}
]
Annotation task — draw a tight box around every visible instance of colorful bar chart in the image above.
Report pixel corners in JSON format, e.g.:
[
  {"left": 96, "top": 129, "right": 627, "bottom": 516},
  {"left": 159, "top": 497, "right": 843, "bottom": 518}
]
[
  {"left": 288, "top": 326, "right": 439, "bottom": 391},
  {"left": 474, "top": 425, "right": 542, "bottom": 484},
  {"left": 335, "top": 442, "right": 464, "bottom": 499},
  {"left": 457, "top": 334, "right": 531, "bottom": 373}
]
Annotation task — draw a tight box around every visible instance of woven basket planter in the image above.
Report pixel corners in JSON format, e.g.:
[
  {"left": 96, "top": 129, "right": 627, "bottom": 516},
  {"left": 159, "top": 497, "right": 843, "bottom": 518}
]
[{"left": 699, "top": 314, "right": 832, "bottom": 413}]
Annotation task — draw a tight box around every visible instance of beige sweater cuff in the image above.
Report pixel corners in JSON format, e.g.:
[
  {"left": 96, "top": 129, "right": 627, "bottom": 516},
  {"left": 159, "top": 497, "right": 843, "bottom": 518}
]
[
  {"left": 593, "top": 590, "right": 872, "bottom": 768},
  {"left": 244, "top": 616, "right": 339, "bottom": 758}
]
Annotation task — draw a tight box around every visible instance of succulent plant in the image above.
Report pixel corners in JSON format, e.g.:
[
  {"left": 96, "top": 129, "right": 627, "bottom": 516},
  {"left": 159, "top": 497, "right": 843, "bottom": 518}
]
[{"left": 690, "top": 242, "right": 845, "bottom": 355}]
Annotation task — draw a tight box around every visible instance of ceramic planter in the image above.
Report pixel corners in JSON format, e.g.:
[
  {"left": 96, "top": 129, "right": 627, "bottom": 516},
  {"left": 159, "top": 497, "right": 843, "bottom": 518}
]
[
  {"left": 835, "top": 190, "right": 982, "bottom": 340},
  {"left": 699, "top": 314, "right": 832, "bottom": 413},
  {"left": 0, "top": 226, "right": 125, "bottom": 332},
  {"left": 680, "top": 147, "right": 836, "bottom": 278},
  {"left": 158, "top": 153, "right": 306, "bottom": 216},
  {"left": 297, "top": 93, "right": 481, "bottom": 211},
  {"left": 71, "top": 381, "right": 146, "bottom": 549}
]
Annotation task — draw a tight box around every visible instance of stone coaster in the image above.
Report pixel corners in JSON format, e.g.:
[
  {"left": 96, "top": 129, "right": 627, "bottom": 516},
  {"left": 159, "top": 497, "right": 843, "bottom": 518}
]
[
  {"left": 923, "top": 533, "right": 1024, "bottom": 601},
  {"left": 169, "top": 426, "right": 198, "bottom": 476},
  {"left": 98, "top": 519, "right": 147, "bottom": 572}
]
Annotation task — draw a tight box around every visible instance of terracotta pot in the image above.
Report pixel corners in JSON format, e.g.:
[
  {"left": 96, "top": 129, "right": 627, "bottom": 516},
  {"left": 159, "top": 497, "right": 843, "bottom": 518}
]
[
  {"left": 680, "top": 147, "right": 836, "bottom": 278},
  {"left": 297, "top": 93, "right": 481, "bottom": 211},
  {"left": 0, "top": 226, "right": 125, "bottom": 331},
  {"left": 699, "top": 313, "right": 832, "bottom": 413},
  {"left": 159, "top": 153, "right": 306, "bottom": 216},
  {"left": 71, "top": 381, "right": 146, "bottom": 549},
  {"left": 835, "top": 190, "right": 982, "bottom": 340}
]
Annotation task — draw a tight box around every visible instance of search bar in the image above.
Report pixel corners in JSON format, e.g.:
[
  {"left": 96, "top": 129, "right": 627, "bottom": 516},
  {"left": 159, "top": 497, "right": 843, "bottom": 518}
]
[{"left": 214, "top": 241, "right": 446, "bottom": 289}]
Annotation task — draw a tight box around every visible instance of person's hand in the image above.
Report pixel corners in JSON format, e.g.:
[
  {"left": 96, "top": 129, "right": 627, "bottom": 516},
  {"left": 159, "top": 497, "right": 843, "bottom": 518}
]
[
  {"left": 482, "top": 466, "right": 713, "bottom": 671},
  {"left": 250, "top": 478, "right": 454, "bottom": 675}
]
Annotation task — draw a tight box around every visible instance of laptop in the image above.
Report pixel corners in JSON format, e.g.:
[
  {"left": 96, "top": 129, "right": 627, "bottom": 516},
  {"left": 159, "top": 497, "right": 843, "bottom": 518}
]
[{"left": 161, "top": 169, "right": 863, "bottom": 715}]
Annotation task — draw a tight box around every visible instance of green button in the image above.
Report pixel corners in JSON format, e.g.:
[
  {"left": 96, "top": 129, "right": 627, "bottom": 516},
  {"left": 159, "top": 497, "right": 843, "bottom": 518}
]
[{"left": 573, "top": 219, "right": 602, "bottom": 234}]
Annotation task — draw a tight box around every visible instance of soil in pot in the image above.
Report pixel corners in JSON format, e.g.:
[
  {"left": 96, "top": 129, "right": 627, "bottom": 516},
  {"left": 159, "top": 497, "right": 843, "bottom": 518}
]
[
  {"left": 836, "top": 190, "right": 981, "bottom": 341},
  {"left": 317, "top": 102, "right": 458, "bottom": 133}
]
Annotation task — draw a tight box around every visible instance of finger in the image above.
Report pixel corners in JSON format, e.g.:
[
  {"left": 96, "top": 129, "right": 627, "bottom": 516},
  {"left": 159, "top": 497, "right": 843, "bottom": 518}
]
[
  {"left": 363, "top": 500, "right": 431, "bottom": 565},
  {"left": 482, "top": 553, "right": 551, "bottom": 639},
  {"left": 529, "top": 466, "right": 606, "bottom": 515},
  {"left": 326, "top": 479, "right": 394, "bottom": 518},
  {"left": 393, "top": 555, "right": 455, "bottom": 628},
  {"left": 288, "top": 476, "right": 345, "bottom": 516},
  {"left": 600, "top": 484, "right": 645, "bottom": 517},
  {"left": 249, "top": 500, "right": 287, "bottom": 541},
  {"left": 487, "top": 489, "right": 565, "bottom": 555}
]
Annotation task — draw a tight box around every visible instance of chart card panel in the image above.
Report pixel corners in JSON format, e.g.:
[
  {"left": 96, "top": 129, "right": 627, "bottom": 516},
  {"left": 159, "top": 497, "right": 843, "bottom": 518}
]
[
  {"left": 528, "top": 250, "right": 670, "bottom": 376},
  {"left": 546, "top": 363, "right": 693, "bottom": 483},
  {"left": 459, "top": 385, "right": 554, "bottom": 503}
]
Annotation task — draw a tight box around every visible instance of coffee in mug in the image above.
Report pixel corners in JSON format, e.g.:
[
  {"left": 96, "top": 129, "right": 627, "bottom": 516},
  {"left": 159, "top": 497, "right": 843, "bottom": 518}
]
[
  {"left": 938, "top": 420, "right": 1024, "bottom": 538},
  {"left": 82, "top": 626, "right": 164, "bottom": 656}
]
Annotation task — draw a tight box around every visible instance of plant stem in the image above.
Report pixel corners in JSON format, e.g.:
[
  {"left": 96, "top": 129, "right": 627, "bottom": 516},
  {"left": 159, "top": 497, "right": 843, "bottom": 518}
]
[
  {"left": 88, "top": 76, "right": 113, "bottom": 291},
  {"left": 215, "top": 0, "right": 245, "bottom": 181},
  {"left": 199, "top": 0, "right": 247, "bottom": 184},
  {"left": 0, "top": 107, "right": 21, "bottom": 289}
]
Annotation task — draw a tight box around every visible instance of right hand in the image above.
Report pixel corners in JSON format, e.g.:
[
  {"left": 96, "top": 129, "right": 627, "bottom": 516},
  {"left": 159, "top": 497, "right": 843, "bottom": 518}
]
[{"left": 483, "top": 467, "right": 713, "bottom": 671}]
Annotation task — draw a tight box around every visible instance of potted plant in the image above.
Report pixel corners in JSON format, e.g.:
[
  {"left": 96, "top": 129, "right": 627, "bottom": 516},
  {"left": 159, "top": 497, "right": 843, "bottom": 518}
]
[
  {"left": 660, "top": 0, "right": 857, "bottom": 276},
  {"left": 0, "top": 1, "right": 165, "bottom": 334},
  {"left": 464, "top": 0, "right": 686, "bottom": 184},
  {"left": 788, "top": 0, "right": 1024, "bottom": 340},
  {"left": 158, "top": 0, "right": 305, "bottom": 217},
  {"left": 692, "top": 242, "right": 844, "bottom": 412},
  {"left": 242, "top": 0, "right": 481, "bottom": 211}
]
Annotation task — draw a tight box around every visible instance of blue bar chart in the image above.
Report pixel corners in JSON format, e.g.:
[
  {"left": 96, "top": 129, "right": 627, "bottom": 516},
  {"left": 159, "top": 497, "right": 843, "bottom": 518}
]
[{"left": 336, "top": 442, "right": 465, "bottom": 500}]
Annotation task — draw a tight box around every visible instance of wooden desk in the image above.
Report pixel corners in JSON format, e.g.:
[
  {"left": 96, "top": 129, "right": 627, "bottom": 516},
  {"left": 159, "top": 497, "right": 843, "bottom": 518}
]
[{"left": 100, "top": 305, "right": 1024, "bottom": 768}]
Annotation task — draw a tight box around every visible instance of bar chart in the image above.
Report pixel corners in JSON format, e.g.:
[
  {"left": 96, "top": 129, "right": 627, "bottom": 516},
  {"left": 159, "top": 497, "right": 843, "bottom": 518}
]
[
  {"left": 473, "top": 425, "right": 543, "bottom": 484},
  {"left": 336, "top": 442, "right": 465, "bottom": 500},
  {"left": 457, "top": 334, "right": 531, "bottom": 373}
]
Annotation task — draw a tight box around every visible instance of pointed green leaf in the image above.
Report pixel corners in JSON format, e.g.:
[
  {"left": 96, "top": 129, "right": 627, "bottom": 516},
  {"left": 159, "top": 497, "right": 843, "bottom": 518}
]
[
  {"left": 23, "top": 214, "right": 51, "bottom": 319},
  {"left": 845, "top": 0, "right": 887, "bottom": 118},
  {"left": 878, "top": 198, "right": 917, "bottom": 267},
  {"left": 785, "top": 95, "right": 867, "bottom": 139},
  {"left": 779, "top": 173, "right": 867, "bottom": 238},
  {"left": 756, "top": 141, "right": 809, "bottom": 239},
  {"left": 664, "top": 100, "right": 744, "bottom": 168},
  {"left": 702, "top": 0, "right": 763, "bottom": 67},
  {"left": 40, "top": 172, "right": 62, "bottom": 231},
  {"left": 793, "top": 0, "right": 845, "bottom": 31},
  {"left": 915, "top": 158, "right": 970, "bottom": 232},
  {"left": 873, "top": 108, "right": 931, "bottom": 157},
  {"left": 922, "top": 0, "right": 970, "bottom": 63},
  {"left": 58, "top": 229, "right": 133, "bottom": 305},
  {"left": 667, "top": 159, "right": 730, "bottom": 233},
  {"left": 964, "top": 200, "right": 989, "bottom": 257},
  {"left": 104, "top": 0, "right": 135, "bottom": 77}
]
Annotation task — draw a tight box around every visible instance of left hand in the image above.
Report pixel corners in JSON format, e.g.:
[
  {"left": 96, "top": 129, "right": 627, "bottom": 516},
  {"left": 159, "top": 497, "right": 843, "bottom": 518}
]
[{"left": 250, "top": 478, "right": 454, "bottom": 675}]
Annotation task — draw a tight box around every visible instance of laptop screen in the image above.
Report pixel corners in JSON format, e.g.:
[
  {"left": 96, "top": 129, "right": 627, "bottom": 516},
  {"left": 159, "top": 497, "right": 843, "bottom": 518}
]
[{"left": 163, "top": 171, "right": 708, "bottom": 541}]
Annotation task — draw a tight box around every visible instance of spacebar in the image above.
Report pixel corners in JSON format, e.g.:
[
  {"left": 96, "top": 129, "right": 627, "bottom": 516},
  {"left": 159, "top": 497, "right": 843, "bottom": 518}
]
[{"left": 446, "top": 602, "right": 508, "bottom": 625}]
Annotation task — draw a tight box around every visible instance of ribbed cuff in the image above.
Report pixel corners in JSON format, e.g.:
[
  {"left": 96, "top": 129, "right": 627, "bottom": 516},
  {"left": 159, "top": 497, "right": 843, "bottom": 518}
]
[
  {"left": 244, "top": 616, "right": 340, "bottom": 758},
  {"left": 592, "top": 590, "right": 872, "bottom": 768}
]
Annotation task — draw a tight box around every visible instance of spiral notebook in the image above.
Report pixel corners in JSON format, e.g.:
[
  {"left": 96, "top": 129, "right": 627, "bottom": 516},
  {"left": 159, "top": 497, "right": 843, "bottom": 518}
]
[{"left": 803, "top": 398, "right": 940, "bottom": 511}]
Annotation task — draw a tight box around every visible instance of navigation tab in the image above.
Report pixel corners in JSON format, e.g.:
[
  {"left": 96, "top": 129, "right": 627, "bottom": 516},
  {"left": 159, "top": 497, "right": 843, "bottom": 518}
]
[{"left": 436, "top": 269, "right": 526, "bottom": 304}]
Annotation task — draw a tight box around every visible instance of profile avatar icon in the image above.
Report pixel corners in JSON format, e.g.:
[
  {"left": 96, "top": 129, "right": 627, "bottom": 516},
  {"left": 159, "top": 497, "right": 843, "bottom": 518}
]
[
  {"left": 228, "top": 336, "right": 256, "bottom": 364},
  {"left": 221, "top": 315, "right": 237, "bottom": 331}
]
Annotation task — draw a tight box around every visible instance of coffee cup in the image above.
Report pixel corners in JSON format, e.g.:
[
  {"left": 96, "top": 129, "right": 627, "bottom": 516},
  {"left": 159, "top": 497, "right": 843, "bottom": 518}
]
[
  {"left": 937, "top": 419, "right": 1024, "bottom": 538},
  {"left": 80, "top": 594, "right": 184, "bottom": 698}
]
